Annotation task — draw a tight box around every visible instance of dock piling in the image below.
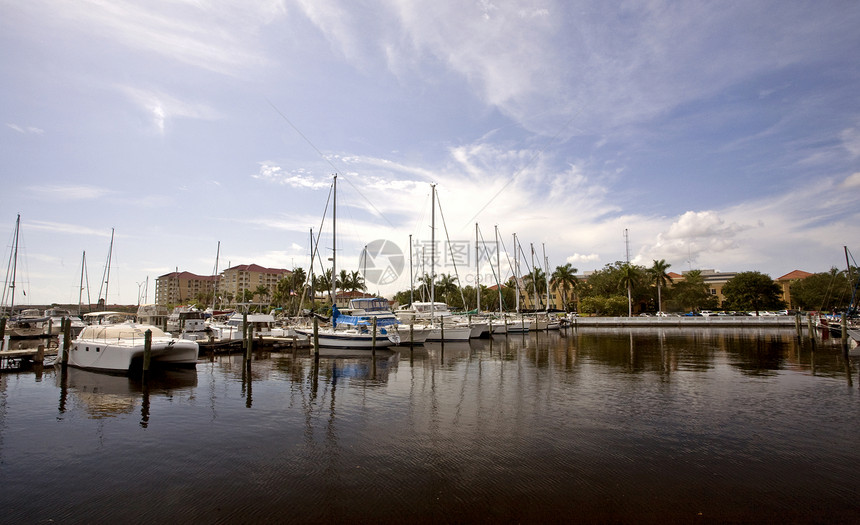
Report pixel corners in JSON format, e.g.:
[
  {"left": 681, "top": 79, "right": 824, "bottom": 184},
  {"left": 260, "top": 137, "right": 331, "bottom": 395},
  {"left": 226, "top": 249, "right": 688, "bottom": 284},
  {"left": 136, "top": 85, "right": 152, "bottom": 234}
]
[{"left": 143, "top": 329, "right": 152, "bottom": 372}]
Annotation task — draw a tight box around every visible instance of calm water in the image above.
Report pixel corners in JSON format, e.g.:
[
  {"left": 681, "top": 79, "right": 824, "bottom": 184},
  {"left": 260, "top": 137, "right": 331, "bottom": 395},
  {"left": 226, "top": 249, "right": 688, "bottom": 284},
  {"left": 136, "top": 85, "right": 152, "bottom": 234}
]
[{"left": 1, "top": 328, "right": 858, "bottom": 524}]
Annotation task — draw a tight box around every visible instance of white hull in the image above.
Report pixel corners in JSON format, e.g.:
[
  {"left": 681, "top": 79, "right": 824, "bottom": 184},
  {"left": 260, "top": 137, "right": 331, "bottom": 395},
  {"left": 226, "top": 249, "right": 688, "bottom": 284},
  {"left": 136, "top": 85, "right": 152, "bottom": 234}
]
[
  {"left": 295, "top": 328, "right": 398, "bottom": 349},
  {"left": 68, "top": 323, "right": 199, "bottom": 372},
  {"left": 393, "top": 325, "right": 432, "bottom": 344},
  {"left": 506, "top": 318, "right": 532, "bottom": 333},
  {"left": 425, "top": 325, "right": 472, "bottom": 341}
]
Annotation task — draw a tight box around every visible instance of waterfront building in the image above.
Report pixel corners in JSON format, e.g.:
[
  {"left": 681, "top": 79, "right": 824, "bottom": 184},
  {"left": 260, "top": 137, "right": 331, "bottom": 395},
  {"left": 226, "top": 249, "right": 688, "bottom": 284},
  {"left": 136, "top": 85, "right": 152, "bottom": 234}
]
[
  {"left": 218, "top": 264, "right": 291, "bottom": 306},
  {"left": 775, "top": 270, "right": 813, "bottom": 310},
  {"left": 155, "top": 271, "right": 219, "bottom": 306}
]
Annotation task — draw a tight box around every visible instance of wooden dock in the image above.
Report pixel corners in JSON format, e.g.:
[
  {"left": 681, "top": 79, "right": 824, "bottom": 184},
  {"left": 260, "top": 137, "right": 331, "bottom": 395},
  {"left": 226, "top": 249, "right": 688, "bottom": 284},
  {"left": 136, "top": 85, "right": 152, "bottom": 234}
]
[{"left": 0, "top": 345, "right": 58, "bottom": 371}]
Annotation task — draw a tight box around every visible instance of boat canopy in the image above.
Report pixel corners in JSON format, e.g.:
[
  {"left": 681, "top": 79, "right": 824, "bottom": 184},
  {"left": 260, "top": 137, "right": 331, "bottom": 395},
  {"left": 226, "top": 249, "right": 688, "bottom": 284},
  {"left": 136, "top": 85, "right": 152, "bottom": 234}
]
[
  {"left": 80, "top": 323, "right": 169, "bottom": 340},
  {"left": 348, "top": 297, "right": 391, "bottom": 312}
]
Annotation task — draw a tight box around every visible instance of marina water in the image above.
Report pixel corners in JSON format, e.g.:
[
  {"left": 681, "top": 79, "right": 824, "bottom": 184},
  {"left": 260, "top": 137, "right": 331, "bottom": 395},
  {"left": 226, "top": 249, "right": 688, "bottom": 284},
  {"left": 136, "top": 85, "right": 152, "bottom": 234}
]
[{"left": 1, "top": 328, "right": 858, "bottom": 523}]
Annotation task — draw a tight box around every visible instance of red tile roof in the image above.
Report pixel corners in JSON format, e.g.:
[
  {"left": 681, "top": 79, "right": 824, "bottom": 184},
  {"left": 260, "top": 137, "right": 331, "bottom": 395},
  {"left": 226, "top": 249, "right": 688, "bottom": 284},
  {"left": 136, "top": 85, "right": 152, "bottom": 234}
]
[{"left": 776, "top": 270, "right": 813, "bottom": 280}]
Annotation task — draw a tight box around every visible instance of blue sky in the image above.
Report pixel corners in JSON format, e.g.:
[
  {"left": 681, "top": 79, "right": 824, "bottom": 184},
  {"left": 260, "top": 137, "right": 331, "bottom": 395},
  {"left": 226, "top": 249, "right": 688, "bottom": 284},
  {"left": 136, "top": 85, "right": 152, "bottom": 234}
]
[{"left": 2, "top": 0, "right": 860, "bottom": 306}]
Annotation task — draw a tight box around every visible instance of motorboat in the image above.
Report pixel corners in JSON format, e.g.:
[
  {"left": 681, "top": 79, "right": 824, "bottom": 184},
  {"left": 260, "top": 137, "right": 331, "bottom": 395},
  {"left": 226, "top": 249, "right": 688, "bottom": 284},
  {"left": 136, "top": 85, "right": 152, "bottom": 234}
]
[
  {"left": 346, "top": 297, "right": 431, "bottom": 344},
  {"left": 44, "top": 308, "right": 86, "bottom": 336},
  {"left": 136, "top": 304, "right": 169, "bottom": 328},
  {"left": 66, "top": 322, "right": 199, "bottom": 373},
  {"left": 166, "top": 306, "right": 209, "bottom": 340}
]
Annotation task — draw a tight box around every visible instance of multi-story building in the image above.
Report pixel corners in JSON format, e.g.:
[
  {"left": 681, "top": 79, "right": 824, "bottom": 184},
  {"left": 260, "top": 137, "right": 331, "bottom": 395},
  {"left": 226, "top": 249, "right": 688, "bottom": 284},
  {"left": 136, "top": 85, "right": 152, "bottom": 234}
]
[
  {"left": 155, "top": 271, "right": 219, "bottom": 306},
  {"left": 217, "top": 264, "right": 291, "bottom": 306},
  {"left": 775, "top": 270, "right": 813, "bottom": 310}
]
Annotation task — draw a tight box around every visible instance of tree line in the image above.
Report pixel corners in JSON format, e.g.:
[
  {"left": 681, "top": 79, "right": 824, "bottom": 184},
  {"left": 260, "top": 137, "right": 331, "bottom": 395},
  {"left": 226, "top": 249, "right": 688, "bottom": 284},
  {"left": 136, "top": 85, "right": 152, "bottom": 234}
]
[{"left": 182, "top": 260, "right": 856, "bottom": 317}]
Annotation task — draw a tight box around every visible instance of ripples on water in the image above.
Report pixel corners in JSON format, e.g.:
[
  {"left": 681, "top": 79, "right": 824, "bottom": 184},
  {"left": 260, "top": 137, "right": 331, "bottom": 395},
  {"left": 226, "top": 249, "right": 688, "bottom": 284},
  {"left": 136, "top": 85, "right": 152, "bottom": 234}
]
[{"left": 1, "top": 328, "right": 858, "bottom": 523}]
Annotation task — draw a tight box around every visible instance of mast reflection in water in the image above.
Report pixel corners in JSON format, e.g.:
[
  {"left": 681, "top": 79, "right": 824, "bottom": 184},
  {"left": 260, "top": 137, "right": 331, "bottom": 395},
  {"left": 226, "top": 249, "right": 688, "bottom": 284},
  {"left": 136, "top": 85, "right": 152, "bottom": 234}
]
[{"left": 0, "top": 328, "right": 858, "bottom": 523}]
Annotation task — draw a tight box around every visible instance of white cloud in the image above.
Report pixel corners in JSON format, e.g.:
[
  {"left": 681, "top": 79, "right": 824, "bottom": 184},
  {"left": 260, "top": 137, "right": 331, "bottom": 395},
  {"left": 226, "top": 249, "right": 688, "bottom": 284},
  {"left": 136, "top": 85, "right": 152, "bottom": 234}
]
[
  {"left": 567, "top": 253, "right": 599, "bottom": 265},
  {"left": 6, "top": 123, "right": 44, "bottom": 135},
  {"left": 844, "top": 172, "right": 860, "bottom": 188},
  {"left": 119, "top": 86, "right": 221, "bottom": 134},
  {"left": 27, "top": 220, "right": 117, "bottom": 238},
  {"left": 253, "top": 164, "right": 331, "bottom": 189},
  {"left": 26, "top": 185, "right": 117, "bottom": 201},
  {"left": 46, "top": 0, "right": 278, "bottom": 75}
]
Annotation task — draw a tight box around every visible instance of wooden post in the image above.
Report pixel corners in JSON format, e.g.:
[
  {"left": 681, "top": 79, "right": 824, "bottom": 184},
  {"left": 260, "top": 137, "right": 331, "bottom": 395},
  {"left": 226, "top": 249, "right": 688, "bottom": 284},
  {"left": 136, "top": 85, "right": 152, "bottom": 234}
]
[
  {"left": 246, "top": 323, "right": 253, "bottom": 363},
  {"left": 36, "top": 344, "right": 45, "bottom": 365},
  {"left": 807, "top": 314, "right": 814, "bottom": 340},
  {"left": 62, "top": 318, "right": 71, "bottom": 366},
  {"left": 795, "top": 313, "right": 801, "bottom": 338},
  {"left": 440, "top": 316, "right": 445, "bottom": 341},
  {"left": 409, "top": 321, "right": 414, "bottom": 348},
  {"left": 46, "top": 318, "right": 53, "bottom": 338},
  {"left": 313, "top": 317, "right": 320, "bottom": 360},
  {"left": 371, "top": 316, "right": 377, "bottom": 356},
  {"left": 143, "top": 329, "right": 152, "bottom": 371},
  {"left": 0, "top": 317, "right": 5, "bottom": 351},
  {"left": 841, "top": 314, "right": 848, "bottom": 345},
  {"left": 242, "top": 313, "right": 248, "bottom": 356}
]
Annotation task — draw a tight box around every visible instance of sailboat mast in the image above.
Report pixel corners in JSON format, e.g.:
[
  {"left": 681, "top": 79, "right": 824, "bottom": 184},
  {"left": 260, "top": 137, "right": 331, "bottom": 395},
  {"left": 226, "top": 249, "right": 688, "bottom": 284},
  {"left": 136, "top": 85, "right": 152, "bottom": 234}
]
[
  {"left": 530, "top": 243, "right": 539, "bottom": 311},
  {"left": 430, "top": 183, "right": 436, "bottom": 321},
  {"left": 543, "top": 243, "right": 550, "bottom": 313},
  {"left": 513, "top": 233, "right": 520, "bottom": 314},
  {"left": 6, "top": 214, "right": 21, "bottom": 315},
  {"left": 102, "top": 228, "right": 114, "bottom": 307},
  {"left": 309, "top": 228, "right": 314, "bottom": 304},
  {"left": 475, "top": 223, "right": 480, "bottom": 313},
  {"left": 409, "top": 234, "right": 414, "bottom": 305},
  {"left": 495, "top": 225, "right": 503, "bottom": 314},
  {"left": 331, "top": 174, "right": 337, "bottom": 306},
  {"left": 211, "top": 241, "right": 220, "bottom": 311},
  {"left": 78, "top": 251, "right": 86, "bottom": 315}
]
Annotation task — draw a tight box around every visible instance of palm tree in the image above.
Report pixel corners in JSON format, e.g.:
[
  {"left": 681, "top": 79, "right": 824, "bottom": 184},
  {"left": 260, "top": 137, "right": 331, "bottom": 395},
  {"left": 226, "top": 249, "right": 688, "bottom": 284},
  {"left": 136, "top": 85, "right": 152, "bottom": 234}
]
[
  {"left": 254, "top": 284, "right": 270, "bottom": 309},
  {"left": 551, "top": 263, "right": 578, "bottom": 312},
  {"left": 619, "top": 263, "right": 641, "bottom": 317},
  {"left": 437, "top": 273, "right": 459, "bottom": 305},
  {"left": 316, "top": 269, "right": 333, "bottom": 298},
  {"left": 348, "top": 270, "right": 366, "bottom": 293},
  {"left": 522, "top": 267, "right": 547, "bottom": 310},
  {"left": 337, "top": 269, "right": 349, "bottom": 294},
  {"left": 649, "top": 259, "right": 673, "bottom": 313}
]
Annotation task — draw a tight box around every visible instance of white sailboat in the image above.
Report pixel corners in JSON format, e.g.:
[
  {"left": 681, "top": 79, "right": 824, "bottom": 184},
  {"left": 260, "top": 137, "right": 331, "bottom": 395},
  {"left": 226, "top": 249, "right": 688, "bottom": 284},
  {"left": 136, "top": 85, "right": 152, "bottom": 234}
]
[{"left": 294, "top": 175, "right": 400, "bottom": 349}]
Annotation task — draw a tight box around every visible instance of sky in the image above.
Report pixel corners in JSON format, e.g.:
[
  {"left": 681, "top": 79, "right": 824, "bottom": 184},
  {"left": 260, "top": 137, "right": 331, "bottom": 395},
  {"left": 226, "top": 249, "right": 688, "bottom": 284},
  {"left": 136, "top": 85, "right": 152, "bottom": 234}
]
[{"left": 2, "top": 0, "right": 860, "bottom": 307}]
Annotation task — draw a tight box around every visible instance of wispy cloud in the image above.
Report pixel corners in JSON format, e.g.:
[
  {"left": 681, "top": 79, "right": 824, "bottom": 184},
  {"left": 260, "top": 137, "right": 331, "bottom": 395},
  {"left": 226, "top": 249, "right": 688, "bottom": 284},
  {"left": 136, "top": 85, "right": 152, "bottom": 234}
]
[
  {"left": 119, "top": 86, "right": 221, "bottom": 134},
  {"left": 7, "top": 123, "right": 44, "bottom": 135},
  {"left": 26, "top": 185, "right": 118, "bottom": 201},
  {"left": 253, "top": 164, "right": 332, "bottom": 189},
  {"left": 26, "top": 220, "right": 117, "bottom": 238},
  {"left": 51, "top": 0, "right": 279, "bottom": 75}
]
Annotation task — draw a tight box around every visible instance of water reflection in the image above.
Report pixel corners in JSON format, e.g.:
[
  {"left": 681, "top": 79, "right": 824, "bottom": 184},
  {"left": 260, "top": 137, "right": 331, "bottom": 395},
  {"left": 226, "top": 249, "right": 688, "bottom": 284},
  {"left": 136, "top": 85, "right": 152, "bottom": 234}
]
[
  {"left": 55, "top": 366, "right": 197, "bottom": 426},
  {"left": 2, "top": 328, "right": 858, "bottom": 524}
]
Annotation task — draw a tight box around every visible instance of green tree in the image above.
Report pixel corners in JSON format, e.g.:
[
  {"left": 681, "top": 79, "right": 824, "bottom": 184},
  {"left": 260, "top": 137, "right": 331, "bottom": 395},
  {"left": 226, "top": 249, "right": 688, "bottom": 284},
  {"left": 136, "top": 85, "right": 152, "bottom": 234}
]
[
  {"left": 239, "top": 288, "right": 255, "bottom": 304},
  {"left": 437, "top": 273, "right": 460, "bottom": 307},
  {"left": 316, "top": 269, "right": 333, "bottom": 298},
  {"left": 337, "top": 269, "right": 349, "bottom": 293},
  {"left": 649, "top": 259, "right": 673, "bottom": 313},
  {"left": 348, "top": 270, "right": 366, "bottom": 293},
  {"left": 551, "top": 263, "right": 578, "bottom": 312},
  {"left": 722, "top": 271, "right": 785, "bottom": 314},
  {"left": 789, "top": 268, "right": 853, "bottom": 311},
  {"left": 619, "top": 263, "right": 641, "bottom": 317},
  {"left": 253, "top": 284, "right": 270, "bottom": 310},
  {"left": 522, "top": 267, "right": 548, "bottom": 310}
]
